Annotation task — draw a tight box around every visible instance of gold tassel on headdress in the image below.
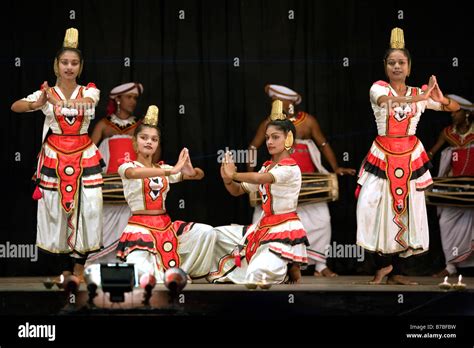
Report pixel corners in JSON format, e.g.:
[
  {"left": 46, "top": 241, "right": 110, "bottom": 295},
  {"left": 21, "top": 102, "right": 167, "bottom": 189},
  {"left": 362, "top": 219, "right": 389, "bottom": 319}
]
[
  {"left": 390, "top": 27, "right": 405, "bottom": 49},
  {"left": 63, "top": 28, "right": 79, "bottom": 48},
  {"left": 269, "top": 99, "right": 285, "bottom": 121},
  {"left": 54, "top": 28, "right": 81, "bottom": 78},
  {"left": 143, "top": 105, "right": 159, "bottom": 126},
  {"left": 269, "top": 99, "right": 294, "bottom": 151}
]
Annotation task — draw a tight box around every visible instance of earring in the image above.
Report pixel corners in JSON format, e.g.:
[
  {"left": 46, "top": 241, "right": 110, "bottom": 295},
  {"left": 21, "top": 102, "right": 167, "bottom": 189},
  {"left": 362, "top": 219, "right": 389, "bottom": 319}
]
[
  {"left": 284, "top": 131, "right": 294, "bottom": 151},
  {"left": 288, "top": 103, "right": 294, "bottom": 115},
  {"left": 116, "top": 101, "right": 121, "bottom": 115}
]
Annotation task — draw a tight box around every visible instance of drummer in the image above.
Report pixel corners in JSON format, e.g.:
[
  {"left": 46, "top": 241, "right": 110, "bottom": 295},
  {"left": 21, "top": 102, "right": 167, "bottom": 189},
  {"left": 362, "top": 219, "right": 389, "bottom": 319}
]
[
  {"left": 88, "top": 82, "right": 145, "bottom": 264},
  {"left": 428, "top": 94, "right": 474, "bottom": 277},
  {"left": 247, "top": 84, "right": 356, "bottom": 277}
]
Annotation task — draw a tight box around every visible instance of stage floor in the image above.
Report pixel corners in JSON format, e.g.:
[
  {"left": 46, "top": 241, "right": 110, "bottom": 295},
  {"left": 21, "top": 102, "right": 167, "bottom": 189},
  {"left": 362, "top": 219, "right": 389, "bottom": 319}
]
[
  {"left": 0, "top": 275, "right": 473, "bottom": 292},
  {"left": 0, "top": 275, "right": 472, "bottom": 316}
]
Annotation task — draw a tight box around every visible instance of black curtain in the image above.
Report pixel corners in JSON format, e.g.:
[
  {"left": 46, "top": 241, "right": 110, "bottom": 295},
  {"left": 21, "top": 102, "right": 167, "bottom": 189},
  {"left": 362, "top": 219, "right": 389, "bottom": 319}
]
[{"left": 1, "top": 0, "right": 472, "bottom": 276}]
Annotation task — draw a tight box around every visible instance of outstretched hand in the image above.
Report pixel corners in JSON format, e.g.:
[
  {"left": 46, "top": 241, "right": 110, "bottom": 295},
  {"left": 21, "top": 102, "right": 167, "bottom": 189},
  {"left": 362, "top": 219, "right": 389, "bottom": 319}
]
[
  {"left": 422, "top": 75, "right": 437, "bottom": 101},
  {"left": 430, "top": 78, "right": 445, "bottom": 103},
  {"left": 171, "top": 148, "right": 189, "bottom": 174},
  {"left": 222, "top": 152, "right": 237, "bottom": 179},
  {"left": 41, "top": 81, "right": 63, "bottom": 106},
  {"left": 33, "top": 81, "right": 49, "bottom": 108},
  {"left": 181, "top": 149, "right": 197, "bottom": 176}
]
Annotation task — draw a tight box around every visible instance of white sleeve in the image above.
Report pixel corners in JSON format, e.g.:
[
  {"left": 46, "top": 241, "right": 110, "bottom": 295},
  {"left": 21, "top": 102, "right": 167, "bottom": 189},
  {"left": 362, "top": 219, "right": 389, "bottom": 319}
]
[
  {"left": 241, "top": 165, "right": 268, "bottom": 193},
  {"left": 160, "top": 164, "right": 182, "bottom": 183},
  {"left": 241, "top": 181, "right": 259, "bottom": 193},
  {"left": 83, "top": 84, "right": 100, "bottom": 106},
  {"left": 426, "top": 98, "right": 442, "bottom": 111},
  {"left": 21, "top": 90, "right": 50, "bottom": 113},
  {"left": 118, "top": 162, "right": 135, "bottom": 179},
  {"left": 83, "top": 85, "right": 100, "bottom": 119},
  {"left": 270, "top": 165, "right": 297, "bottom": 184},
  {"left": 370, "top": 84, "right": 388, "bottom": 105}
]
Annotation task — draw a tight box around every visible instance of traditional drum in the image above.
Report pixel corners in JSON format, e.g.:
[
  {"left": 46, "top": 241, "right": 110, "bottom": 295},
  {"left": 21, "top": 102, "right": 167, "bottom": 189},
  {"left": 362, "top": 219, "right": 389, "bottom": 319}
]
[
  {"left": 249, "top": 173, "right": 339, "bottom": 207},
  {"left": 102, "top": 173, "right": 127, "bottom": 204},
  {"left": 425, "top": 177, "right": 474, "bottom": 208}
]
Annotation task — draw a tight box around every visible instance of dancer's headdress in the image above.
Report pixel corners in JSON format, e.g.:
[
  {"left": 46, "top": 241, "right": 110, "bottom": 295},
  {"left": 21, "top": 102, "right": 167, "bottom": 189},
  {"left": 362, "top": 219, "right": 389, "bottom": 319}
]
[
  {"left": 143, "top": 105, "right": 159, "bottom": 126},
  {"left": 54, "top": 28, "right": 82, "bottom": 77},
  {"left": 269, "top": 99, "right": 285, "bottom": 121},
  {"left": 269, "top": 99, "right": 294, "bottom": 150},
  {"left": 390, "top": 27, "right": 405, "bottom": 49}
]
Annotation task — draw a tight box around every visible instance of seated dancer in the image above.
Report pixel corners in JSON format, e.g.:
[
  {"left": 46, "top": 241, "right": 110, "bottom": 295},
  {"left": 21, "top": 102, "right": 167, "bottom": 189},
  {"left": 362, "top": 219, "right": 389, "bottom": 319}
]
[
  {"left": 356, "top": 28, "right": 460, "bottom": 285},
  {"left": 115, "top": 105, "right": 216, "bottom": 282},
  {"left": 87, "top": 82, "right": 144, "bottom": 264},
  {"left": 11, "top": 28, "right": 103, "bottom": 282},
  {"left": 207, "top": 100, "right": 309, "bottom": 285},
  {"left": 248, "top": 84, "right": 355, "bottom": 277},
  {"left": 429, "top": 94, "right": 474, "bottom": 277}
]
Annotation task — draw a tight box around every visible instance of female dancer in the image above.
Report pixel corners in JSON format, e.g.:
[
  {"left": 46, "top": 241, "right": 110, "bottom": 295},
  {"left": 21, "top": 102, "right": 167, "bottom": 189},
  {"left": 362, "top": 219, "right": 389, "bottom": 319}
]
[
  {"left": 11, "top": 28, "right": 103, "bottom": 281},
  {"left": 207, "top": 100, "right": 309, "bottom": 285},
  {"left": 356, "top": 28, "right": 460, "bottom": 284},
  {"left": 115, "top": 105, "right": 216, "bottom": 282}
]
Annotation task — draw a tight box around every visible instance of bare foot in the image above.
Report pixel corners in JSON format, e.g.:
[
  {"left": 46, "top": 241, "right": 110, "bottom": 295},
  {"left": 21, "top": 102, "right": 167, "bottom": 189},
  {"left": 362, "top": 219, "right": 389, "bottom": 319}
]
[
  {"left": 368, "top": 265, "right": 393, "bottom": 284},
  {"left": 432, "top": 269, "right": 453, "bottom": 278},
  {"left": 314, "top": 267, "right": 338, "bottom": 277},
  {"left": 386, "top": 275, "right": 418, "bottom": 285},
  {"left": 287, "top": 264, "right": 301, "bottom": 284}
]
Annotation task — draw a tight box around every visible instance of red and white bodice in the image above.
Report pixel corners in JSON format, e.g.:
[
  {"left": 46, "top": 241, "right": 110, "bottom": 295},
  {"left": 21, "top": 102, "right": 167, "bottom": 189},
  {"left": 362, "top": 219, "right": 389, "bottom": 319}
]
[
  {"left": 23, "top": 84, "right": 100, "bottom": 137},
  {"left": 370, "top": 81, "right": 442, "bottom": 136},
  {"left": 25, "top": 83, "right": 103, "bottom": 214},
  {"left": 118, "top": 161, "right": 183, "bottom": 211},
  {"left": 241, "top": 157, "right": 301, "bottom": 216}
]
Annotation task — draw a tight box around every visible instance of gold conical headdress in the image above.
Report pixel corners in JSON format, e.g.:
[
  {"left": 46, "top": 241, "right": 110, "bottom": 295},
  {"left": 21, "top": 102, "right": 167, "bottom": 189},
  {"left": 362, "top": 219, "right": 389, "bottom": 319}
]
[
  {"left": 268, "top": 99, "right": 294, "bottom": 150},
  {"left": 390, "top": 27, "right": 405, "bottom": 49},
  {"left": 54, "top": 28, "right": 81, "bottom": 78},
  {"left": 269, "top": 99, "right": 286, "bottom": 121},
  {"left": 63, "top": 28, "right": 79, "bottom": 48},
  {"left": 143, "top": 105, "right": 159, "bottom": 126}
]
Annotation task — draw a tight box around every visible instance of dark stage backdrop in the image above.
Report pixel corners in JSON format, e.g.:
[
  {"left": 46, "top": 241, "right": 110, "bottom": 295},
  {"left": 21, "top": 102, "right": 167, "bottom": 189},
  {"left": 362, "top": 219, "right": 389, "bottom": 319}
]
[{"left": 1, "top": 0, "right": 472, "bottom": 276}]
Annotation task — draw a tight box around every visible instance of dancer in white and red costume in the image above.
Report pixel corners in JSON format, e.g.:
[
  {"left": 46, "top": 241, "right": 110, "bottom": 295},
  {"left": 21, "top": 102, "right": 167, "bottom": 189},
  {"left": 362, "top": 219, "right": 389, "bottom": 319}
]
[
  {"left": 87, "top": 82, "right": 144, "bottom": 264},
  {"left": 115, "top": 106, "right": 216, "bottom": 282},
  {"left": 356, "top": 28, "right": 460, "bottom": 285},
  {"left": 11, "top": 28, "right": 103, "bottom": 281},
  {"left": 248, "top": 84, "right": 355, "bottom": 277},
  {"left": 207, "top": 100, "right": 309, "bottom": 285},
  {"left": 429, "top": 94, "right": 474, "bottom": 277}
]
